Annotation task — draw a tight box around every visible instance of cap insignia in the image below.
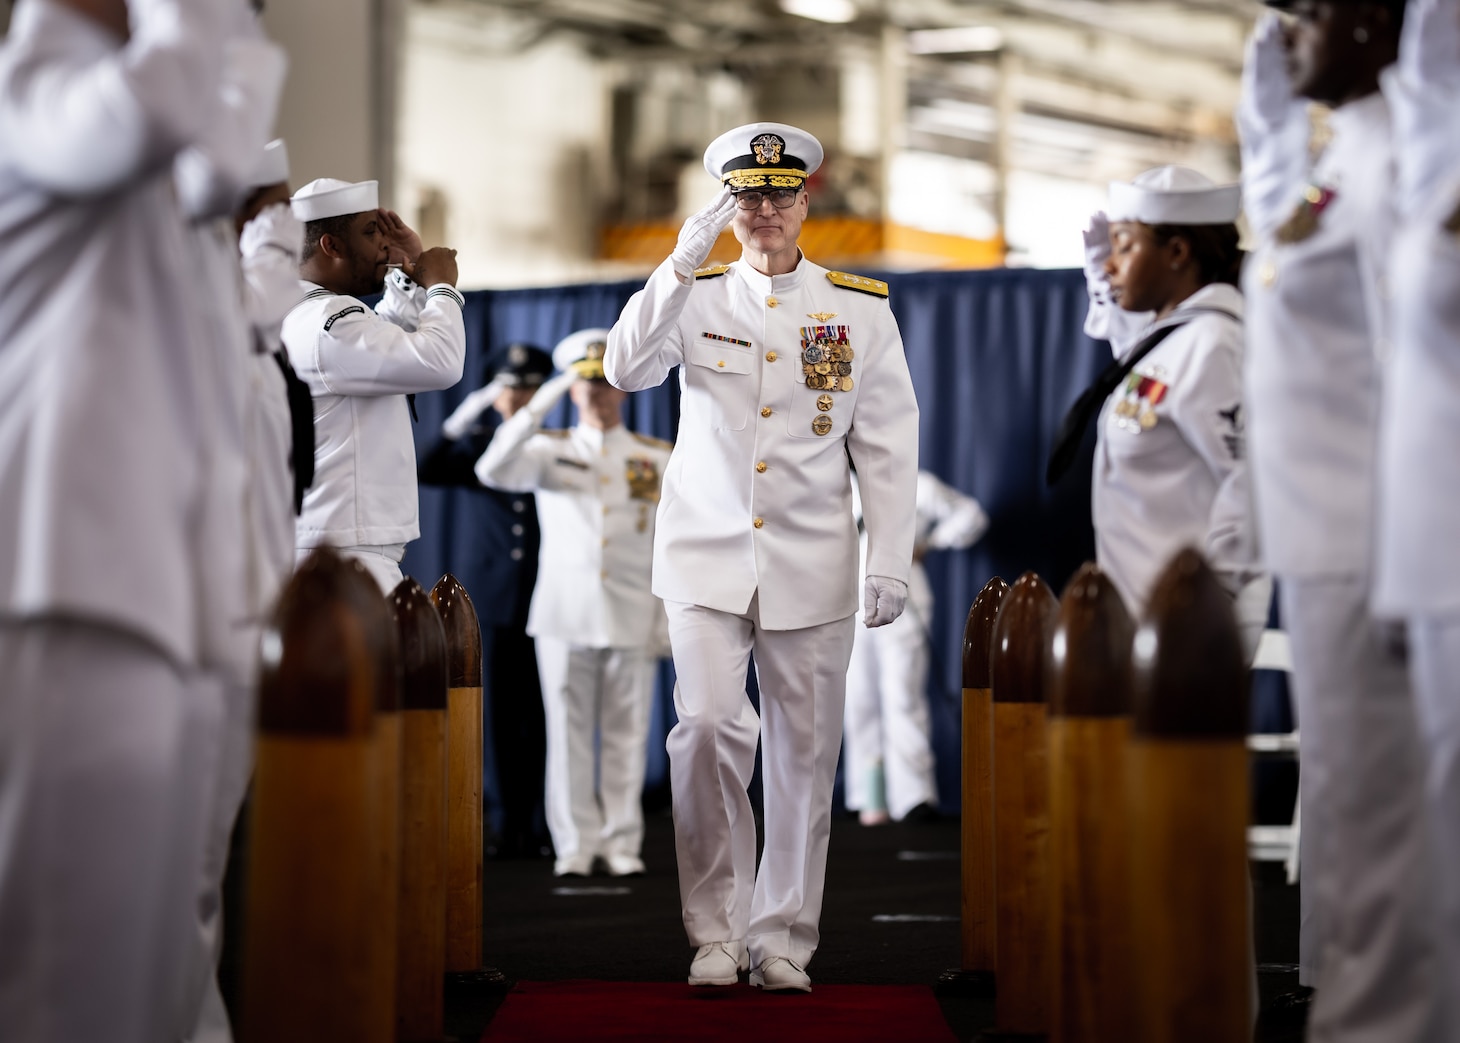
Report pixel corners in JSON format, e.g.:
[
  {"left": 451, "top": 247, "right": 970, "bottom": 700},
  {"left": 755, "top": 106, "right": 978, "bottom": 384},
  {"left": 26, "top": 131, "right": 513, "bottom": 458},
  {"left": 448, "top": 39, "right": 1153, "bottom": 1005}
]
[
  {"left": 508, "top": 344, "right": 528, "bottom": 367},
  {"left": 752, "top": 133, "right": 785, "bottom": 166}
]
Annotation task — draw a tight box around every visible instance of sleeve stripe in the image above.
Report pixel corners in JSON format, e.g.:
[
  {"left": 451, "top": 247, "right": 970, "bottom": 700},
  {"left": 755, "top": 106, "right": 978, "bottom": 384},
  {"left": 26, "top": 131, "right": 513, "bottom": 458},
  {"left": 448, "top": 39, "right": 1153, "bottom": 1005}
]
[{"left": 427, "top": 286, "right": 466, "bottom": 308}]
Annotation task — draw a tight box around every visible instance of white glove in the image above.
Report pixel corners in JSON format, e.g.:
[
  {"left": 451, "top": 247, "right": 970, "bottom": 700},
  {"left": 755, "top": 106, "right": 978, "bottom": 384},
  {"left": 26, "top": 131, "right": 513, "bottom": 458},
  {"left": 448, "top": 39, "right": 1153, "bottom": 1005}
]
[
  {"left": 1404, "top": 0, "right": 1460, "bottom": 88},
  {"left": 1080, "top": 210, "right": 1153, "bottom": 354},
  {"left": 864, "top": 576, "right": 908, "bottom": 628},
  {"left": 240, "top": 201, "right": 303, "bottom": 261},
  {"left": 526, "top": 369, "right": 579, "bottom": 422},
  {"left": 441, "top": 377, "right": 506, "bottom": 440},
  {"left": 1239, "top": 14, "right": 1297, "bottom": 134},
  {"left": 670, "top": 187, "right": 738, "bottom": 280}
]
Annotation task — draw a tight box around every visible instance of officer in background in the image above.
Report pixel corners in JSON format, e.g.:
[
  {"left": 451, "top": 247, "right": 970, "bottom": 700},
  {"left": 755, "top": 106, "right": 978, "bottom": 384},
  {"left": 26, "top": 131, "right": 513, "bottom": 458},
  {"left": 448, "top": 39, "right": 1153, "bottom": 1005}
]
[
  {"left": 1239, "top": 3, "right": 1441, "bottom": 1037},
  {"left": 605, "top": 123, "right": 919, "bottom": 993},
  {"left": 420, "top": 343, "right": 554, "bottom": 858},
  {"left": 475, "top": 329, "right": 671, "bottom": 878},
  {"left": 283, "top": 178, "right": 467, "bottom": 593},
  {"left": 844, "top": 470, "right": 987, "bottom": 825}
]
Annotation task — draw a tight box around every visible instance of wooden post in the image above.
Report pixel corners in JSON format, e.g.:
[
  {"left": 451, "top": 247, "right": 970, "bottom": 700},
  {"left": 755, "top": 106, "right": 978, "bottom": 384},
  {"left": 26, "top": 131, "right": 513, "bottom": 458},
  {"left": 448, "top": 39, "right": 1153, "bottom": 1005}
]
[
  {"left": 430, "top": 574, "right": 507, "bottom": 993},
  {"left": 340, "top": 560, "right": 401, "bottom": 1043},
  {"left": 937, "top": 576, "right": 1008, "bottom": 999},
  {"left": 1047, "top": 564, "right": 1136, "bottom": 1043},
  {"left": 391, "top": 578, "right": 449, "bottom": 1042},
  {"left": 240, "top": 547, "right": 392, "bottom": 1043},
  {"left": 1128, "top": 548, "right": 1249, "bottom": 1043},
  {"left": 984, "top": 571, "right": 1057, "bottom": 1042}
]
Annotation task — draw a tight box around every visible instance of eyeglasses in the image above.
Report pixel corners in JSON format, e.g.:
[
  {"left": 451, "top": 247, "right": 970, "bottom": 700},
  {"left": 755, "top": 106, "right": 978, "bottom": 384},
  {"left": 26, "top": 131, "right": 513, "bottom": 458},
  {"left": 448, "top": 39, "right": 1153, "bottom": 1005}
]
[{"left": 733, "top": 189, "right": 801, "bottom": 211}]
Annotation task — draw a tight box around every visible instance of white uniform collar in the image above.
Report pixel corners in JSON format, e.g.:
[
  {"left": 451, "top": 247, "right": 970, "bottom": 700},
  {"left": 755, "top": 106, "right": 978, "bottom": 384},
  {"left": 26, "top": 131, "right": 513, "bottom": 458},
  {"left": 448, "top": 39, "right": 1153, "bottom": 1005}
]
[
  {"left": 1171, "top": 281, "right": 1244, "bottom": 321},
  {"left": 574, "top": 422, "right": 625, "bottom": 452},
  {"left": 732, "top": 252, "right": 809, "bottom": 297},
  {"left": 1327, "top": 90, "right": 1388, "bottom": 138}
]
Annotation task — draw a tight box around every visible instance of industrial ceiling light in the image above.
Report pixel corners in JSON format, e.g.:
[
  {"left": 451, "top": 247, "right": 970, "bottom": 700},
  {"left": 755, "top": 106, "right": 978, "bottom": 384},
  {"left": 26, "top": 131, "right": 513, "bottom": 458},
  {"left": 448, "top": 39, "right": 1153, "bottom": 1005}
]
[
  {"left": 778, "top": 0, "right": 858, "bottom": 24},
  {"left": 907, "top": 26, "right": 1005, "bottom": 54}
]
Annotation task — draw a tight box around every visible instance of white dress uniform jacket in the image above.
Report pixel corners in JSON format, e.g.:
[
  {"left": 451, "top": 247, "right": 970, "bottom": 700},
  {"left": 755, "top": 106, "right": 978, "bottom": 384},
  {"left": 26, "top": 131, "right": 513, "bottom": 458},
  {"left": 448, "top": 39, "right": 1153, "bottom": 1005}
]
[
  {"left": 283, "top": 269, "right": 466, "bottom": 550},
  {"left": 1375, "top": 46, "right": 1460, "bottom": 616},
  {"left": 476, "top": 416, "right": 671, "bottom": 649},
  {"left": 0, "top": 0, "right": 234, "bottom": 669},
  {"left": 1092, "top": 284, "right": 1252, "bottom": 613},
  {"left": 1243, "top": 94, "right": 1396, "bottom": 578},
  {"left": 605, "top": 256, "right": 919, "bottom": 628}
]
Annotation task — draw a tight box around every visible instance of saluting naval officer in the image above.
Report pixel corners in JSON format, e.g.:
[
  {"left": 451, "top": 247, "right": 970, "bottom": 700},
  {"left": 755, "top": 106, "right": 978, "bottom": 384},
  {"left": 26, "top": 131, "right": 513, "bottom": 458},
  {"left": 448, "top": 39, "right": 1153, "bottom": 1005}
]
[
  {"left": 1239, "top": 3, "right": 1443, "bottom": 1037},
  {"left": 283, "top": 178, "right": 467, "bottom": 593},
  {"left": 605, "top": 123, "right": 919, "bottom": 992},
  {"left": 420, "top": 342, "right": 554, "bottom": 859},
  {"left": 475, "top": 329, "right": 672, "bottom": 878}
]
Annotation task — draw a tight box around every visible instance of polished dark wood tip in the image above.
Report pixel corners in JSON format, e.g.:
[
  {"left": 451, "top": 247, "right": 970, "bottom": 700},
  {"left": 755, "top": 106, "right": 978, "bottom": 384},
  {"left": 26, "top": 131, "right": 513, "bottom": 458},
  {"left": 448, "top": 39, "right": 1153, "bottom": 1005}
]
[
  {"left": 391, "top": 578, "right": 448, "bottom": 712},
  {"left": 1133, "top": 548, "right": 1246, "bottom": 739},
  {"left": 962, "top": 576, "right": 1009, "bottom": 690},
  {"left": 430, "top": 573, "right": 482, "bottom": 688},
  {"left": 990, "top": 571, "right": 1058, "bottom": 705},
  {"left": 336, "top": 555, "right": 401, "bottom": 713},
  {"left": 258, "top": 547, "right": 378, "bottom": 738},
  {"left": 1048, "top": 563, "right": 1134, "bottom": 719}
]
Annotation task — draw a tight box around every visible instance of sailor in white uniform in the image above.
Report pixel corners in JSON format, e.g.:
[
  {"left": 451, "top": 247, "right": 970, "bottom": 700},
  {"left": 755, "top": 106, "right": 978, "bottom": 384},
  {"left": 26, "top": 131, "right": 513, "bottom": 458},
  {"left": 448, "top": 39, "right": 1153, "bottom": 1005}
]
[
  {"left": 475, "top": 329, "right": 671, "bottom": 878},
  {"left": 1377, "top": 0, "right": 1460, "bottom": 1033},
  {"left": 843, "top": 471, "right": 987, "bottom": 825},
  {"left": 1240, "top": 4, "right": 1442, "bottom": 1037},
  {"left": 0, "top": 0, "right": 234, "bottom": 1039},
  {"left": 282, "top": 178, "right": 467, "bottom": 594},
  {"left": 605, "top": 122, "right": 919, "bottom": 993}
]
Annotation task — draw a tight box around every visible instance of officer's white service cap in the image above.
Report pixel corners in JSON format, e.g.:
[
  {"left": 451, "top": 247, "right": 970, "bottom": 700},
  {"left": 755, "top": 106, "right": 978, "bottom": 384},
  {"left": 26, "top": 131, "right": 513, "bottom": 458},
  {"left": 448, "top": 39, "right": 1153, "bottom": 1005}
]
[
  {"left": 553, "top": 328, "right": 613, "bottom": 381},
  {"left": 1108, "top": 166, "right": 1240, "bottom": 226},
  {"left": 703, "top": 122, "right": 824, "bottom": 191},
  {"left": 291, "top": 178, "right": 380, "bottom": 222},
  {"left": 247, "top": 139, "right": 290, "bottom": 190}
]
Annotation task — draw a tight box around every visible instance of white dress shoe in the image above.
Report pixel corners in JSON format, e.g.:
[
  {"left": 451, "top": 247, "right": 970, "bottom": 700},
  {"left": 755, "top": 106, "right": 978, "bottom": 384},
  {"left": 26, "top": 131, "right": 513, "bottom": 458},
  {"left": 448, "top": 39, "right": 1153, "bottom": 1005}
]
[
  {"left": 553, "top": 853, "right": 594, "bottom": 877},
  {"left": 603, "top": 853, "right": 646, "bottom": 877},
  {"left": 750, "top": 955, "right": 812, "bottom": 993},
  {"left": 688, "top": 940, "right": 748, "bottom": 986}
]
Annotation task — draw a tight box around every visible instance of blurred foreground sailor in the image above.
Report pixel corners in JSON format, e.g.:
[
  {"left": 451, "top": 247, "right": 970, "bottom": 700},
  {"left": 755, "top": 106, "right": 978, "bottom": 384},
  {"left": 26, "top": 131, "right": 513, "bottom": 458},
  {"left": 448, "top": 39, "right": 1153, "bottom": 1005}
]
[
  {"left": 1055, "top": 167, "right": 1263, "bottom": 636},
  {"left": 476, "top": 329, "right": 671, "bottom": 877},
  {"left": 843, "top": 470, "right": 987, "bottom": 825},
  {"left": 1240, "top": 3, "right": 1443, "bottom": 1038},
  {"left": 283, "top": 177, "right": 467, "bottom": 593},
  {"left": 1378, "top": 0, "right": 1460, "bottom": 1033},
  {"left": 0, "top": 0, "right": 234, "bottom": 1039},
  {"left": 605, "top": 122, "right": 919, "bottom": 992},
  {"left": 171, "top": 24, "right": 296, "bottom": 1037},
  {"left": 420, "top": 342, "right": 554, "bottom": 859}
]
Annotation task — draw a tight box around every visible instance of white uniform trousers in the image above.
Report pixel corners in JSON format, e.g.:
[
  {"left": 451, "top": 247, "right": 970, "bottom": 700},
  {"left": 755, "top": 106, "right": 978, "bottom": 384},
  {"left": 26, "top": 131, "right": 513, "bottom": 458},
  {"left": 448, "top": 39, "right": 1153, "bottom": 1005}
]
[
  {"left": 664, "top": 598, "right": 856, "bottom": 970},
  {"left": 296, "top": 543, "right": 405, "bottom": 597},
  {"left": 183, "top": 673, "right": 257, "bottom": 1043},
  {"left": 1405, "top": 614, "right": 1460, "bottom": 1039},
  {"left": 842, "top": 573, "right": 936, "bottom": 821},
  {"left": 0, "top": 619, "right": 219, "bottom": 1043},
  {"left": 534, "top": 638, "right": 655, "bottom": 865},
  {"left": 1281, "top": 577, "right": 1443, "bottom": 1042}
]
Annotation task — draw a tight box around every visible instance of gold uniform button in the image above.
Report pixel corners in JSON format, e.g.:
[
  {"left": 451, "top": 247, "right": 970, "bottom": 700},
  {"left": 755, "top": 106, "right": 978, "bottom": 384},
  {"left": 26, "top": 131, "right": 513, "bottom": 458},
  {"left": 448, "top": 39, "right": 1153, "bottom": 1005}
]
[
  {"left": 717, "top": 360, "right": 726, "bottom": 368},
  {"left": 602, "top": 505, "right": 610, "bottom": 515},
  {"left": 766, "top": 351, "right": 778, "bottom": 362},
  {"left": 760, "top": 407, "right": 773, "bottom": 418},
  {"left": 756, "top": 461, "right": 767, "bottom": 473},
  {"left": 753, "top": 517, "right": 764, "bottom": 529},
  {"left": 600, "top": 570, "right": 607, "bottom": 579},
  {"left": 600, "top": 475, "right": 610, "bottom": 484},
  {"left": 766, "top": 296, "right": 779, "bottom": 308}
]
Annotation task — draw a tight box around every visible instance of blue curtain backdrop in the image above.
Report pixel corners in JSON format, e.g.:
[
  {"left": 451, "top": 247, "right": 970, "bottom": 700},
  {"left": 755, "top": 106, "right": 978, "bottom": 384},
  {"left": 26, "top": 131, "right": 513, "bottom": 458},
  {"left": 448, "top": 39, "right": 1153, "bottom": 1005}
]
[{"left": 401, "top": 266, "right": 1109, "bottom": 812}]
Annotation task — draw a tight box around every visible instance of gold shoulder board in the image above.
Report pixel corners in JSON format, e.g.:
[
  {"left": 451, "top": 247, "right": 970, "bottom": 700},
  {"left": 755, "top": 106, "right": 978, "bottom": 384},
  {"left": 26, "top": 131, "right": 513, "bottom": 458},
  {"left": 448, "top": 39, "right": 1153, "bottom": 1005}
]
[
  {"left": 694, "top": 264, "right": 732, "bottom": 280},
  {"left": 630, "top": 432, "right": 673, "bottom": 451},
  {"left": 543, "top": 428, "right": 570, "bottom": 439},
  {"left": 826, "top": 271, "right": 889, "bottom": 298}
]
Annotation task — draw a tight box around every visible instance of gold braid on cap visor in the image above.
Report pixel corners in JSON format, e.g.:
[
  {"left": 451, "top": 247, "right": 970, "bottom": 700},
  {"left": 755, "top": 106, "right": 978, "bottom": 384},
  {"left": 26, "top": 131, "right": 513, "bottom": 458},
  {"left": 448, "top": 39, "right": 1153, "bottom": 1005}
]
[{"left": 722, "top": 169, "right": 808, "bottom": 190}]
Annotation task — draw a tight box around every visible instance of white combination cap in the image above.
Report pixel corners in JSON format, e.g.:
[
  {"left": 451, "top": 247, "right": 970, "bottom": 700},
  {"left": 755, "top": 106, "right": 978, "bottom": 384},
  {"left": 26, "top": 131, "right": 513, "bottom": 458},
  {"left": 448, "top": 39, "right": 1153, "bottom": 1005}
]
[
  {"left": 1107, "top": 166, "right": 1241, "bottom": 226},
  {"left": 247, "top": 139, "right": 290, "bottom": 190},
  {"left": 290, "top": 177, "right": 379, "bottom": 222},
  {"left": 703, "top": 122, "right": 824, "bottom": 191},
  {"left": 552, "top": 328, "right": 612, "bottom": 380}
]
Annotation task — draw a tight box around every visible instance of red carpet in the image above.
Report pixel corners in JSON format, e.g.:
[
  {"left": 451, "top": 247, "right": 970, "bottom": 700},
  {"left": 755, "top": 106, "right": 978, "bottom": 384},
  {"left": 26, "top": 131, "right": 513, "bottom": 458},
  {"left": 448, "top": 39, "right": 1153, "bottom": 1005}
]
[{"left": 480, "top": 980, "right": 958, "bottom": 1041}]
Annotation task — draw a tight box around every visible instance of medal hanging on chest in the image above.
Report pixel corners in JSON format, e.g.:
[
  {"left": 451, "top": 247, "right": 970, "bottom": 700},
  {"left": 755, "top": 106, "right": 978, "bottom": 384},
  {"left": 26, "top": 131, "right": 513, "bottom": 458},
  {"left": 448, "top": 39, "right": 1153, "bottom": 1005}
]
[
  {"left": 1276, "top": 183, "right": 1337, "bottom": 245},
  {"left": 1112, "top": 372, "right": 1168, "bottom": 433},
  {"left": 801, "top": 325, "right": 854, "bottom": 393},
  {"left": 625, "top": 457, "right": 660, "bottom": 503}
]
